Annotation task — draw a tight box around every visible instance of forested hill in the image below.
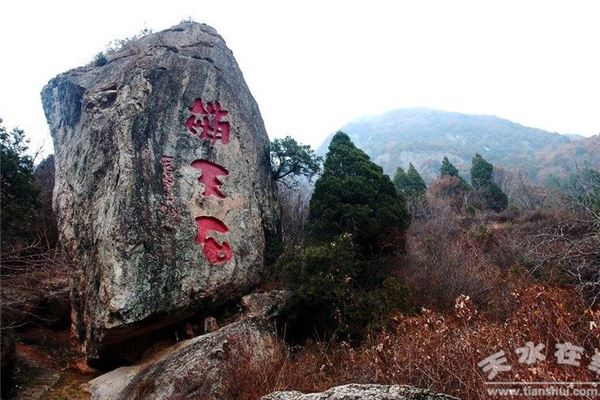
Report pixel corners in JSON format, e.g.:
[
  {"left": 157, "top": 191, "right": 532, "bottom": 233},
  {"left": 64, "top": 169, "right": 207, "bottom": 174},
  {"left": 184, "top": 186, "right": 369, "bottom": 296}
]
[{"left": 318, "top": 108, "right": 582, "bottom": 182}]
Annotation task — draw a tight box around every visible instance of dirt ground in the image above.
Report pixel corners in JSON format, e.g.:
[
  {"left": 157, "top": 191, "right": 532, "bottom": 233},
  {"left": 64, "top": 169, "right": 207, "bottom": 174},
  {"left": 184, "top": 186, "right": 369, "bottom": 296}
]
[{"left": 4, "top": 326, "right": 97, "bottom": 400}]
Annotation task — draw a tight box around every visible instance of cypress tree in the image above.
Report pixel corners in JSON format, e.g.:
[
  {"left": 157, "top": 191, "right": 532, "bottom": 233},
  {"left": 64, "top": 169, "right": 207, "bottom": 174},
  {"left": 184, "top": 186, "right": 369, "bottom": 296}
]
[
  {"left": 471, "top": 154, "right": 494, "bottom": 187},
  {"left": 406, "top": 163, "right": 427, "bottom": 196},
  {"left": 395, "top": 163, "right": 427, "bottom": 197},
  {"left": 283, "top": 132, "right": 412, "bottom": 341},
  {"left": 440, "top": 156, "right": 460, "bottom": 178},
  {"left": 393, "top": 167, "right": 409, "bottom": 193},
  {"left": 470, "top": 153, "right": 508, "bottom": 212},
  {"left": 309, "top": 131, "right": 410, "bottom": 255}
]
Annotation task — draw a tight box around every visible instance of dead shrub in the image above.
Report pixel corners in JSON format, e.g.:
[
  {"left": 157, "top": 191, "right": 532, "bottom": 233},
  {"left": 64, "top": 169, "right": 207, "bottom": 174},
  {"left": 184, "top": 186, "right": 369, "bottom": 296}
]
[
  {"left": 0, "top": 248, "right": 71, "bottom": 329},
  {"left": 227, "top": 285, "right": 598, "bottom": 400},
  {"left": 400, "top": 207, "right": 509, "bottom": 313}
]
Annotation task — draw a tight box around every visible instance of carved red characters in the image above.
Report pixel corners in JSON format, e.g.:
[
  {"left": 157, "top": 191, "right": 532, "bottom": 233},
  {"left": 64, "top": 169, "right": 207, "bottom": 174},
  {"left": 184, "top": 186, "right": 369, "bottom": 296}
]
[
  {"left": 195, "top": 216, "right": 232, "bottom": 265},
  {"left": 186, "top": 99, "right": 230, "bottom": 144},
  {"left": 191, "top": 160, "right": 229, "bottom": 199},
  {"left": 160, "top": 98, "right": 235, "bottom": 265}
]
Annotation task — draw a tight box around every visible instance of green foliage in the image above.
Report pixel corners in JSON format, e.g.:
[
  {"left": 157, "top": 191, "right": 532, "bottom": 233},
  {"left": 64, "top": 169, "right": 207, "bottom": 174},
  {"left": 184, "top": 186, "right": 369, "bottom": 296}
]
[
  {"left": 281, "top": 235, "right": 359, "bottom": 340},
  {"left": 393, "top": 167, "right": 408, "bottom": 192},
  {"left": 440, "top": 156, "right": 460, "bottom": 178},
  {"left": 92, "top": 52, "right": 108, "bottom": 67},
  {"left": 281, "top": 132, "right": 412, "bottom": 342},
  {"left": 471, "top": 154, "right": 494, "bottom": 187},
  {"left": 479, "top": 183, "right": 509, "bottom": 212},
  {"left": 270, "top": 136, "right": 322, "bottom": 187},
  {"left": 470, "top": 153, "right": 507, "bottom": 212},
  {"left": 394, "top": 163, "right": 426, "bottom": 197},
  {"left": 466, "top": 204, "right": 477, "bottom": 217},
  {"left": 474, "top": 224, "right": 489, "bottom": 240},
  {"left": 1, "top": 119, "right": 40, "bottom": 251},
  {"left": 309, "top": 132, "right": 410, "bottom": 255},
  {"left": 406, "top": 163, "right": 427, "bottom": 195},
  {"left": 280, "top": 235, "right": 410, "bottom": 341},
  {"left": 440, "top": 156, "right": 469, "bottom": 189}
]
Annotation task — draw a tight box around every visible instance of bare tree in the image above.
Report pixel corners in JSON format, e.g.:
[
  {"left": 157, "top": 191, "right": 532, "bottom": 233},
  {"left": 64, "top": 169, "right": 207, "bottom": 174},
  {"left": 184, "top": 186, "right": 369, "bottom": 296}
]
[
  {"left": 276, "top": 182, "right": 312, "bottom": 247},
  {"left": 494, "top": 167, "right": 547, "bottom": 209},
  {"left": 520, "top": 168, "right": 600, "bottom": 306}
]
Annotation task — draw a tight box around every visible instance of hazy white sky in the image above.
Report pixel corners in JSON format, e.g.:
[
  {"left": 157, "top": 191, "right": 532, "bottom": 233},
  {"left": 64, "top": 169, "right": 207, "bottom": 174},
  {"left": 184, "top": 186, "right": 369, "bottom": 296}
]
[{"left": 1, "top": 0, "right": 599, "bottom": 157}]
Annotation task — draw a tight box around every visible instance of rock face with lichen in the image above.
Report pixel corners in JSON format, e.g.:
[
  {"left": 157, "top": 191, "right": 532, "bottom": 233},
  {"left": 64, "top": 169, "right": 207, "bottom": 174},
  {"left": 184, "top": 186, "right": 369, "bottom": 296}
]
[
  {"left": 261, "top": 384, "right": 460, "bottom": 400},
  {"left": 41, "top": 21, "right": 279, "bottom": 365},
  {"left": 87, "top": 318, "right": 278, "bottom": 400}
]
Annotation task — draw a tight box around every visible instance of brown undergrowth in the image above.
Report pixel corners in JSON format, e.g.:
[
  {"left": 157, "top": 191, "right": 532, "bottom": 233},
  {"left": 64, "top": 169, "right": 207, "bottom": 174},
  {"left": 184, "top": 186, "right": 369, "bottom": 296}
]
[{"left": 227, "top": 285, "right": 599, "bottom": 400}]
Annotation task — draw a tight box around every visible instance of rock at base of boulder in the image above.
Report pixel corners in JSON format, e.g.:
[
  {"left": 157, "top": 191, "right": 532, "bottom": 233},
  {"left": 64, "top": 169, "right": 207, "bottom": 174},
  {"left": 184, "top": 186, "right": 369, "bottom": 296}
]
[
  {"left": 87, "top": 318, "right": 278, "bottom": 400},
  {"left": 240, "top": 290, "right": 289, "bottom": 320},
  {"left": 261, "top": 384, "right": 460, "bottom": 400}
]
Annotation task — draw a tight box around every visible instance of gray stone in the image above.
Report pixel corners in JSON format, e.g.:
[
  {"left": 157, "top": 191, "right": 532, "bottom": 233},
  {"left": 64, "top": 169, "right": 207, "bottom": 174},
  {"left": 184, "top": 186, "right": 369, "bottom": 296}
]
[
  {"left": 203, "top": 316, "right": 218, "bottom": 333},
  {"left": 41, "top": 21, "right": 279, "bottom": 364},
  {"left": 240, "top": 290, "right": 290, "bottom": 319},
  {"left": 87, "top": 318, "right": 278, "bottom": 400},
  {"left": 261, "top": 384, "right": 460, "bottom": 400}
]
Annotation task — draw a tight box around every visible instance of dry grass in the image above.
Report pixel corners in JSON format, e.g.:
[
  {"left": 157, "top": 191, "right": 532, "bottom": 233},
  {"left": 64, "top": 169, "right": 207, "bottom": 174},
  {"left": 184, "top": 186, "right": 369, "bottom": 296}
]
[
  {"left": 227, "top": 285, "right": 599, "bottom": 399},
  {"left": 227, "top": 200, "right": 600, "bottom": 399},
  {"left": 1, "top": 248, "right": 71, "bottom": 329}
]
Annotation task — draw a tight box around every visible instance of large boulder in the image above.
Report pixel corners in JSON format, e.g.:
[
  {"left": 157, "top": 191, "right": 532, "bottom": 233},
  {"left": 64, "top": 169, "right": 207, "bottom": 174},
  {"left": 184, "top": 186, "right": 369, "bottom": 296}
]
[
  {"left": 261, "top": 384, "right": 460, "bottom": 400},
  {"left": 87, "top": 318, "right": 278, "bottom": 400},
  {"left": 41, "top": 21, "right": 279, "bottom": 365}
]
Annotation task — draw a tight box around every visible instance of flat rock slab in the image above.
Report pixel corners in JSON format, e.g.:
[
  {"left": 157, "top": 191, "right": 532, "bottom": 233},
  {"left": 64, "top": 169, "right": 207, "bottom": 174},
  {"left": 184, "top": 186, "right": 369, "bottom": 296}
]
[
  {"left": 261, "top": 384, "right": 460, "bottom": 400},
  {"left": 41, "top": 21, "right": 278, "bottom": 364},
  {"left": 87, "top": 318, "right": 278, "bottom": 400}
]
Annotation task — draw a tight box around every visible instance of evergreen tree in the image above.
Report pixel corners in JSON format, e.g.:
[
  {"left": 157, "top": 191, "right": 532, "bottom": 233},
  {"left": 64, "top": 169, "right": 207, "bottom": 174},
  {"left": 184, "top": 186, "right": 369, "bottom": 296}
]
[
  {"left": 440, "top": 156, "right": 460, "bottom": 178},
  {"left": 281, "top": 235, "right": 410, "bottom": 342},
  {"left": 309, "top": 132, "right": 410, "bottom": 255},
  {"left": 1, "top": 119, "right": 41, "bottom": 251},
  {"left": 471, "top": 154, "right": 494, "bottom": 187},
  {"left": 406, "top": 163, "right": 427, "bottom": 195},
  {"left": 470, "top": 153, "right": 508, "bottom": 212},
  {"left": 392, "top": 167, "right": 409, "bottom": 193},
  {"left": 394, "top": 164, "right": 426, "bottom": 197},
  {"left": 440, "top": 155, "right": 470, "bottom": 187},
  {"left": 282, "top": 132, "right": 412, "bottom": 342}
]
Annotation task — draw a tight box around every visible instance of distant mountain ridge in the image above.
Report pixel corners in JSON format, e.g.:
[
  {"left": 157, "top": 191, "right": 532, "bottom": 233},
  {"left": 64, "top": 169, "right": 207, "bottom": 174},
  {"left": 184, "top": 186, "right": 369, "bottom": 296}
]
[{"left": 318, "top": 108, "right": 587, "bottom": 183}]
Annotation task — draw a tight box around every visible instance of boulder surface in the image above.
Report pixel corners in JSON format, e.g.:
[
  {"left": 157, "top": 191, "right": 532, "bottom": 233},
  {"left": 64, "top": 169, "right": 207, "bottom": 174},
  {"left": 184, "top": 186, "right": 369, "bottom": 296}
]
[
  {"left": 261, "top": 384, "right": 460, "bottom": 400},
  {"left": 87, "top": 318, "right": 278, "bottom": 400},
  {"left": 41, "top": 21, "right": 278, "bottom": 364}
]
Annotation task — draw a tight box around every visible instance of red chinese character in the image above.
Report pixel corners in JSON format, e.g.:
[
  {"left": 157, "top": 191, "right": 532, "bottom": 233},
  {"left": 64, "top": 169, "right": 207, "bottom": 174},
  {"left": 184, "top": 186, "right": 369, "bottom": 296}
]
[
  {"left": 191, "top": 160, "right": 229, "bottom": 199},
  {"left": 195, "top": 216, "right": 232, "bottom": 265},
  {"left": 186, "top": 99, "right": 230, "bottom": 145}
]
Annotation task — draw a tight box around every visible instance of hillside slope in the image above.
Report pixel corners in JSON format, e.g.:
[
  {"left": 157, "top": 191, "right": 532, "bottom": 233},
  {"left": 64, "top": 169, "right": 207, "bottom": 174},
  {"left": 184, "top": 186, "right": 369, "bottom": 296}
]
[
  {"left": 318, "top": 108, "right": 580, "bottom": 182},
  {"left": 534, "top": 134, "right": 600, "bottom": 183}
]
